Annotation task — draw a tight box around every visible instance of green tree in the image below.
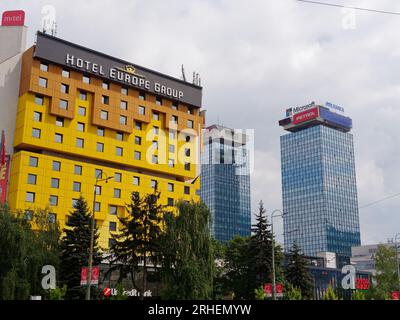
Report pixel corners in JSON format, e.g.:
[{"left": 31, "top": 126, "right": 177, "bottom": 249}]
[
  {"left": 109, "top": 191, "right": 163, "bottom": 298},
  {"left": 322, "top": 285, "right": 339, "bottom": 300},
  {"left": 352, "top": 290, "right": 366, "bottom": 300},
  {"left": 59, "top": 196, "right": 102, "bottom": 300},
  {"left": 285, "top": 284, "right": 302, "bottom": 300},
  {"left": 254, "top": 286, "right": 266, "bottom": 300},
  {"left": 285, "top": 243, "right": 314, "bottom": 299},
  {"left": 159, "top": 201, "right": 214, "bottom": 300},
  {"left": 49, "top": 285, "right": 67, "bottom": 300},
  {"left": 0, "top": 206, "right": 60, "bottom": 300},
  {"left": 370, "top": 245, "right": 398, "bottom": 300}
]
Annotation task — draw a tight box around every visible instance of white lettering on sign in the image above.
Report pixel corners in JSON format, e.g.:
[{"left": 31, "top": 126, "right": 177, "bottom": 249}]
[{"left": 341, "top": 265, "right": 356, "bottom": 290}]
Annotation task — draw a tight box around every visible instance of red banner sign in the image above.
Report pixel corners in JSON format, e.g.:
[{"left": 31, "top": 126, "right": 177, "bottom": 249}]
[
  {"left": 356, "top": 278, "right": 370, "bottom": 291},
  {"left": 0, "top": 156, "right": 10, "bottom": 203},
  {"left": 81, "top": 266, "right": 100, "bottom": 286},
  {"left": 264, "top": 283, "right": 284, "bottom": 298},
  {"left": 1, "top": 10, "right": 25, "bottom": 26},
  {"left": 293, "top": 107, "right": 319, "bottom": 125},
  {"left": 392, "top": 291, "right": 399, "bottom": 300}
]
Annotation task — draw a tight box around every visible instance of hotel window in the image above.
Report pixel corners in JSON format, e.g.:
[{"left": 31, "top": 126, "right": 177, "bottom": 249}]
[
  {"left": 40, "top": 63, "right": 49, "bottom": 72},
  {"left": 83, "top": 75, "right": 90, "bottom": 84},
  {"left": 168, "top": 183, "right": 174, "bottom": 192},
  {"left": 55, "top": 117, "right": 64, "bottom": 127},
  {"left": 169, "top": 144, "right": 175, "bottom": 153},
  {"left": 152, "top": 155, "right": 158, "bottom": 164},
  {"left": 51, "top": 178, "right": 60, "bottom": 189},
  {"left": 120, "top": 100, "right": 128, "bottom": 110},
  {"left": 24, "top": 210, "right": 33, "bottom": 221},
  {"left": 168, "top": 159, "right": 175, "bottom": 168},
  {"left": 116, "top": 132, "right": 124, "bottom": 141},
  {"left": 114, "top": 172, "right": 122, "bottom": 183},
  {"left": 133, "top": 176, "right": 140, "bottom": 186},
  {"left": 134, "top": 151, "right": 141, "bottom": 160},
  {"left": 27, "top": 174, "right": 37, "bottom": 185},
  {"left": 152, "top": 141, "right": 158, "bottom": 150},
  {"left": 35, "top": 95, "right": 44, "bottom": 105},
  {"left": 121, "top": 87, "right": 128, "bottom": 95},
  {"left": 54, "top": 133, "right": 63, "bottom": 143},
  {"left": 94, "top": 202, "right": 101, "bottom": 212},
  {"left": 97, "top": 142, "right": 104, "bottom": 152},
  {"left": 153, "top": 126, "right": 159, "bottom": 135},
  {"left": 29, "top": 156, "right": 38, "bottom": 167},
  {"left": 114, "top": 188, "right": 121, "bottom": 198},
  {"left": 185, "top": 148, "right": 191, "bottom": 157},
  {"left": 109, "top": 205, "right": 117, "bottom": 215},
  {"left": 61, "top": 83, "right": 69, "bottom": 94},
  {"left": 74, "top": 165, "right": 82, "bottom": 175},
  {"left": 184, "top": 186, "right": 190, "bottom": 195},
  {"left": 153, "top": 112, "right": 160, "bottom": 121},
  {"left": 95, "top": 169, "right": 102, "bottom": 178},
  {"left": 76, "top": 138, "right": 84, "bottom": 148},
  {"left": 151, "top": 180, "right": 157, "bottom": 189},
  {"left": 138, "top": 106, "right": 145, "bottom": 115},
  {"left": 95, "top": 185, "right": 102, "bottom": 195},
  {"left": 78, "top": 106, "right": 86, "bottom": 116},
  {"left": 62, "top": 69, "right": 70, "bottom": 78},
  {"left": 102, "top": 82, "right": 110, "bottom": 90},
  {"left": 185, "top": 135, "right": 191, "bottom": 142},
  {"left": 135, "top": 121, "right": 142, "bottom": 131},
  {"left": 100, "top": 110, "right": 108, "bottom": 120},
  {"left": 167, "top": 198, "right": 174, "bottom": 207},
  {"left": 109, "top": 238, "right": 116, "bottom": 248},
  {"left": 32, "top": 128, "right": 41, "bottom": 139},
  {"left": 120, "top": 115, "right": 127, "bottom": 125},
  {"left": 187, "top": 120, "right": 194, "bottom": 129},
  {"left": 52, "top": 161, "right": 61, "bottom": 172},
  {"left": 59, "top": 99, "right": 68, "bottom": 110},
  {"left": 156, "top": 97, "right": 162, "bottom": 106},
  {"left": 116, "top": 146, "right": 123, "bottom": 156},
  {"left": 77, "top": 122, "right": 85, "bottom": 132},
  {"left": 102, "top": 95, "right": 109, "bottom": 105},
  {"left": 48, "top": 213, "right": 57, "bottom": 224},
  {"left": 33, "top": 111, "right": 42, "bottom": 122},
  {"left": 169, "top": 131, "right": 176, "bottom": 140},
  {"left": 171, "top": 115, "right": 178, "bottom": 124},
  {"left": 184, "top": 162, "right": 191, "bottom": 171},
  {"left": 109, "top": 222, "right": 117, "bottom": 232},
  {"left": 73, "top": 181, "right": 81, "bottom": 192},
  {"left": 139, "top": 92, "right": 145, "bottom": 100},
  {"left": 79, "top": 91, "right": 87, "bottom": 101},
  {"left": 26, "top": 192, "right": 35, "bottom": 203},
  {"left": 188, "top": 107, "right": 194, "bottom": 115},
  {"left": 39, "top": 77, "right": 48, "bottom": 88},
  {"left": 49, "top": 195, "right": 58, "bottom": 206},
  {"left": 97, "top": 127, "right": 105, "bottom": 136},
  {"left": 172, "top": 102, "right": 178, "bottom": 110}
]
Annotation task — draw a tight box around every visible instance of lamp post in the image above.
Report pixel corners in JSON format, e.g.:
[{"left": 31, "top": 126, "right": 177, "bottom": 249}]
[
  {"left": 395, "top": 233, "right": 400, "bottom": 293},
  {"left": 86, "top": 172, "right": 112, "bottom": 300},
  {"left": 271, "top": 209, "right": 284, "bottom": 301}
]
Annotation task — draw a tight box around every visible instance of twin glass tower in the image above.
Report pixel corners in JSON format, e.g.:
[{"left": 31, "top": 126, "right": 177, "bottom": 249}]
[{"left": 279, "top": 103, "right": 361, "bottom": 261}]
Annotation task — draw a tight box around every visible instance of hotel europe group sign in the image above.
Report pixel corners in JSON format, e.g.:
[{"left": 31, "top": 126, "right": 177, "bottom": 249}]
[{"left": 33, "top": 32, "right": 202, "bottom": 108}]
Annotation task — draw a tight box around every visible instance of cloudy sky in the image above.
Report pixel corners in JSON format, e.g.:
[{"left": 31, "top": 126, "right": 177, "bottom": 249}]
[{"left": 2, "top": 0, "right": 400, "bottom": 245}]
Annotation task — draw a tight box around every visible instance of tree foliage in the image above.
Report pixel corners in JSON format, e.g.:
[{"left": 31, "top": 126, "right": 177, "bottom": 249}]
[
  {"left": 322, "top": 285, "right": 339, "bottom": 300},
  {"left": 159, "top": 201, "right": 214, "bottom": 300},
  {"left": 59, "top": 196, "right": 102, "bottom": 300},
  {"left": 284, "top": 284, "right": 303, "bottom": 300}
]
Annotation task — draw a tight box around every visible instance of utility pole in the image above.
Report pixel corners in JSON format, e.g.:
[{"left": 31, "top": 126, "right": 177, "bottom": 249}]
[
  {"left": 86, "top": 172, "right": 112, "bottom": 300},
  {"left": 271, "top": 209, "right": 284, "bottom": 300},
  {"left": 395, "top": 233, "right": 400, "bottom": 293}
]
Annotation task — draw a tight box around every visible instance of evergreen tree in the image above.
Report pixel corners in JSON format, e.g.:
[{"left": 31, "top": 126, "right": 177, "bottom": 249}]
[
  {"left": 248, "top": 201, "right": 275, "bottom": 291},
  {"left": 285, "top": 242, "right": 314, "bottom": 299},
  {"left": 109, "top": 191, "right": 163, "bottom": 298},
  {"left": 159, "top": 201, "right": 214, "bottom": 300},
  {"left": 285, "top": 284, "right": 303, "bottom": 300},
  {"left": 322, "top": 285, "right": 339, "bottom": 300},
  {"left": 59, "top": 196, "right": 102, "bottom": 300}
]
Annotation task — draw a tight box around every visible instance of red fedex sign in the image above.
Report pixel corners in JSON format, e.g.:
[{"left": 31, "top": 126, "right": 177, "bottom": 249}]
[
  {"left": 2, "top": 10, "right": 25, "bottom": 26},
  {"left": 293, "top": 107, "right": 319, "bottom": 125}
]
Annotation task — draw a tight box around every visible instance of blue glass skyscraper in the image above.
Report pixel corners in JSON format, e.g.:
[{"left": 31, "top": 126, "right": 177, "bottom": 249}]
[
  {"left": 200, "top": 125, "right": 251, "bottom": 242},
  {"left": 279, "top": 102, "right": 361, "bottom": 260}
]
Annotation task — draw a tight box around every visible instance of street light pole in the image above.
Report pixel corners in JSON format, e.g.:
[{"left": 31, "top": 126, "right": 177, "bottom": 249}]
[
  {"left": 395, "top": 233, "right": 400, "bottom": 293},
  {"left": 86, "top": 172, "right": 112, "bottom": 300},
  {"left": 271, "top": 209, "right": 284, "bottom": 301}
]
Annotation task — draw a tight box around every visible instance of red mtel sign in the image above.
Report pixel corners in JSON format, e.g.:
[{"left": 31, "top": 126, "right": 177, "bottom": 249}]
[
  {"left": 293, "top": 107, "right": 319, "bottom": 125},
  {"left": 356, "top": 278, "right": 370, "bottom": 291},
  {"left": 1, "top": 10, "right": 25, "bottom": 26}
]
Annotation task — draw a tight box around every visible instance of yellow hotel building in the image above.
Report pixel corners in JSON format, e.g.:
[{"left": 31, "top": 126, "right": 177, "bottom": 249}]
[{"left": 3, "top": 31, "right": 205, "bottom": 249}]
